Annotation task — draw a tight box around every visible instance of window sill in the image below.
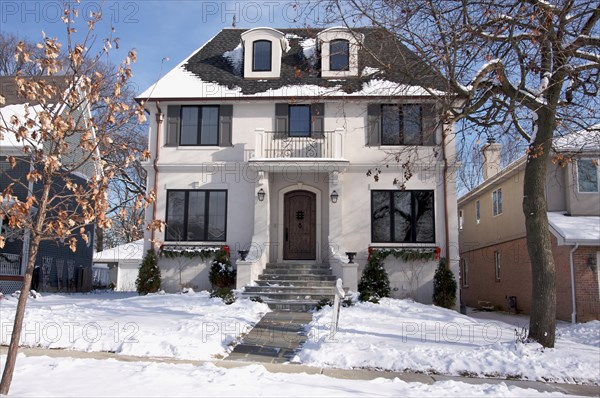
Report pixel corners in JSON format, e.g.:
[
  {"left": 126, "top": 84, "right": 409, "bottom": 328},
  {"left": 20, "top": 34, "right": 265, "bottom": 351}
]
[{"left": 171, "top": 146, "right": 222, "bottom": 151}]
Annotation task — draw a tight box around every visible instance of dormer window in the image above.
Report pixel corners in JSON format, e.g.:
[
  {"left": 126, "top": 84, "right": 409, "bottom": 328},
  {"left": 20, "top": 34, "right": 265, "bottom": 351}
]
[
  {"left": 330, "top": 39, "right": 349, "bottom": 71},
  {"left": 253, "top": 40, "right": 272, "bottom": 72},
  {"left": 317, "top": 27, "right": 363, "bottom": 78},
  {"left": 241, "top": 28, "right": 289, "bottom": 79}
]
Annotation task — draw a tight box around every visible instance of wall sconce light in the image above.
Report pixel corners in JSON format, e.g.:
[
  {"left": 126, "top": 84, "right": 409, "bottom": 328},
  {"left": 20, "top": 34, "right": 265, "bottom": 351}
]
[
  {"left": 257, "top": 188, "right": 265, "bottom": 202},
  {"left": 587, "top": 255, "right": 596, "bottom": 271},
  {"left": 330, "top": 190, "right": 339, "bottom": 203}
]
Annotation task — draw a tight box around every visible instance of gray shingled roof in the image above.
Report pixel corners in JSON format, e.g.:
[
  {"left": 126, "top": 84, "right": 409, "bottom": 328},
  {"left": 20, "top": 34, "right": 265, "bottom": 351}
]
[{"left": 182, "top": 28, "right": 447, "bottom": 96}]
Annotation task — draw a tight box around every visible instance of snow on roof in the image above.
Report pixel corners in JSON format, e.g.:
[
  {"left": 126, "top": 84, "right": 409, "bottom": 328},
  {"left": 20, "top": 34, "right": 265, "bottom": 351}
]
[
  {"left": 93, "top": 239, "right": 144, "bottom": 262},
  {"left": 548, "top": 212, "right": 600, "bottom": 245},
  {"left": 0, "top": 103, "right": 50, "bottom": 151},
  {"left": 223, "top": 43, "right": 243, "bottom": 77},
  {"left": 553, "top": 125, "right": 600, "bottom": 152}
]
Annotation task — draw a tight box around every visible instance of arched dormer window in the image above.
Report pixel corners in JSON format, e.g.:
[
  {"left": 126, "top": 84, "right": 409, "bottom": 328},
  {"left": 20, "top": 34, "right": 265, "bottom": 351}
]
[
  {"left": 253, "top": 40, "right": 272, "bottom": 72},
  {"left": 330, "top": 39, "right": 349, "bottom": 71}
]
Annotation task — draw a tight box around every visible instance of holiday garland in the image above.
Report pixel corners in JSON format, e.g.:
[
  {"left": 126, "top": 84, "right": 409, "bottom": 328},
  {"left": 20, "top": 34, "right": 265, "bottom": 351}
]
[
  {"left": 367, "top": 246, "right": 441, "bottom": 262},
  {"left": 160, "top": 245, "right": 227, "bottom": 260}
]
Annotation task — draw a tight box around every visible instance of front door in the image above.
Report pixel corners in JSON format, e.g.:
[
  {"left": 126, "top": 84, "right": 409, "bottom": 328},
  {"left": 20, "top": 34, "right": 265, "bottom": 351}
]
[{"left": 284, "top": 191, "right": 316, "bottom": 260}]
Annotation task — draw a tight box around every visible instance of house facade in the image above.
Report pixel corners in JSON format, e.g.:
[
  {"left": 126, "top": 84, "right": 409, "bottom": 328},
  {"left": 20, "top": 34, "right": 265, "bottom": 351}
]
[
  {"left": 458, "top": 131, "right": 600, "bottom": 322},
  {"left": 0, "top": 77, "right": 96, "bottom": 294},
  {"left": 139, "top": 27, "right": 459, "bottom": 306}
]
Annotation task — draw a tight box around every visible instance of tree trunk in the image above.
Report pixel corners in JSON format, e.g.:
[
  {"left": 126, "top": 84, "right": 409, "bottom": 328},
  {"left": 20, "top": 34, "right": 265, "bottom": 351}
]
[
  {"left": 0, "top": 234, "right": 41, "bottom": 395},
  {"left": 95, "top": 224, "right": 104, "bottom": 253},
  {"left": 524, "top": 110, "right": 556, "bottom": 348}
]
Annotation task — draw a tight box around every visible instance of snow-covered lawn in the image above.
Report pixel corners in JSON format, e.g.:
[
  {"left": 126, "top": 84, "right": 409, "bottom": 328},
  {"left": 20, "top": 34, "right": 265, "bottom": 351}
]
[
  {"left": 297, "top": 298, "right": 600, "bottom": 385},
  {"left": 1, "top": 291, "right": 598, "bottom": 396},
  {"left": 0, "top": 291, "right": 270, "bottom": 360},
  {"left": 3, "top": 355, "right": 574, "bottom": 397}
]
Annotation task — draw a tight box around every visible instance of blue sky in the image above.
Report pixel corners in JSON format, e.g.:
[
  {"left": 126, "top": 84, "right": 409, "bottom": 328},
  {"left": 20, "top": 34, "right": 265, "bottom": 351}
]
[{"left": 0, "top": 0, "right": 324, "bottom": 95}]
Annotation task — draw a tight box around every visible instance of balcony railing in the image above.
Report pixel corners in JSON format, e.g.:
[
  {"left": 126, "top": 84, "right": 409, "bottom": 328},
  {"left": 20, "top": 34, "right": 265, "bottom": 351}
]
[
  {"left": 253, "top": 128, "right": 344, "bottom": 160},
  {"left": 0, "top": 253, "right": 21, "bottom": 275}
]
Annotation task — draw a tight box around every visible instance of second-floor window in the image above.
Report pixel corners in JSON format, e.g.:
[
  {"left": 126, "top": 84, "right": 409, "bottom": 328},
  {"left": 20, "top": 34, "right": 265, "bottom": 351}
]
[
  {"left": 461, "top": 258, "right": 468, "bottom": 287},
  {"left": 289, "top": 105, "right": 311, "bottom": 137},
  {"left": 492, "top": 188, "right": 503, "bottom": 216},
  {"left": 494, "top": 250, "right": 501, "bottom": 281},
  {"left": 253, "top": 40, "right": 272, "bottom": 72},
  {"left": 476, "top": 200, "right": 481, "bottom": 224},
  {"left": 330, "top": 39, "right": 350, "bottom": 71},
  {"left": 577, "top": 158, "right": 599, "bottom": 193},
  {"left": 180, "top": 106, "right": 219, "bottom": 146},
  {"left": 165, "top": 190, "right": 227, "bottom": 242},
  {"left": 371, "top": 190, "right": 435, "bottom": 243},
  {"left": 381, "top": 104, "right": 422, "bottom": 145}
]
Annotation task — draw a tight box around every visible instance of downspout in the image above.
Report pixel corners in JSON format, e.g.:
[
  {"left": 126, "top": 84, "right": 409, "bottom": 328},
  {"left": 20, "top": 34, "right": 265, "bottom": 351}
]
[
  {"left": 150, "top": 102, "right": 164, "bottom": 246},
  {"left": 569, "top": 243, "right": 579, "bottom": 324},
  {"left": 441, "top": 120, "right": 451, "bottom": 260}
]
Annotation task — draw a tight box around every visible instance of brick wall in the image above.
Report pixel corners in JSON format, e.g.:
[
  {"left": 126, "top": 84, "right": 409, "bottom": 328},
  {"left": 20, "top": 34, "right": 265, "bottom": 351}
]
[{"left": 460, "top": 235, "right": 599, "bottom": 322}]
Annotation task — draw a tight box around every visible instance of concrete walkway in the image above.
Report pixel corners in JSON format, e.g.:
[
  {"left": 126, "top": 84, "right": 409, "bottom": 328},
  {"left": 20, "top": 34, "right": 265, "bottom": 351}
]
[{"left": 225, "top": 311, "right": 312, "bottom": 363}]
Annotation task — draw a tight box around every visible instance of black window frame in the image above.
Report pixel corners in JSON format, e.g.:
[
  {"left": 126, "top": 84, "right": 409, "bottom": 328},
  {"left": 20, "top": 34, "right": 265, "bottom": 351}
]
[
  {"left": 165, "top": 189, "right": 228, "bottom": 242},
  {"left": 371, "top": 190, "right": 435, "bottom": 244},
  {"left": 288, "top": 105, "right": 312, "bottom": 137},
  {"left": 330, "top": 39, "right": 350, "bottom": 71},
  {"left": 381, "top": 104, "right": 423, "bottom": 145},
  {"left": 179, "top": 105, "right": 220, "bottom": 146},
  {"left": 252, "top": 40, "right": 272, "bottom": 72}
]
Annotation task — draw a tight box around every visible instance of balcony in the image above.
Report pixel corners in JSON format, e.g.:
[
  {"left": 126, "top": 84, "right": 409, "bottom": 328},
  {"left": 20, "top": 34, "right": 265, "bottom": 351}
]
[
  {"left": 249, "top": 128, "right": 348, "bottom": 171},
  {"left": 0, "top": 253, "right": 21, "bottom": 275}
]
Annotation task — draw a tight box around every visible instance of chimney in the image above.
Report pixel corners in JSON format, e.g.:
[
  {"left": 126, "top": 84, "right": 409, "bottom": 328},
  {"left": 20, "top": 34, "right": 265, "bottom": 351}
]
[{"left": 482, "top": 137, "right": 501, "bottom": 180}]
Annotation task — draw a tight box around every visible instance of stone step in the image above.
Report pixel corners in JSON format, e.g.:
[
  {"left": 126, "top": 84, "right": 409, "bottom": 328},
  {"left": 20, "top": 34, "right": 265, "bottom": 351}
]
[
  {"left": 243, "top": 292, "right": 334, "bottom": 301},
  {"left": 257, "top": 274, "right": 337, "bottom": 281},
  {"left": 261, "top": 299, "right": 323, "bottom": 312},
  {"left": 256, "top": 280, "right": 336, "bottom": 287},
  {"left": 261, "top": 268, "right": 333, "bottom": 276},
  {"left": 265, "top": 263, "right": 331, "bottom": 271},
  {"left": 244, "top": 286, "right": 335, "bottom": 295}
]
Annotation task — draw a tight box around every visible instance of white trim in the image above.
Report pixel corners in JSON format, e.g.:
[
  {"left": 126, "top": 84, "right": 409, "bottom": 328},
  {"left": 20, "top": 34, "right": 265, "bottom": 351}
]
[{"left": 277, "top": 185, "right": 322, "bottom": 263}]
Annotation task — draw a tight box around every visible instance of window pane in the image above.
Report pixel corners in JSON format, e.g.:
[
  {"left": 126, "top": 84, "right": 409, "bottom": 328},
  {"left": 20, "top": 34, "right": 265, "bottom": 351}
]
[
  {"left": 393, "top": 191, "right": 412, "bottom": 242},
  {"left": 497, "top": 189, "right": 502, "bottom": 214},
  {"left": 289, "top": 105, "right": 311, "bottom": 137},
  {"left": 200, "top": 107, "right": 219, "bottom": 145},
  {"left": 253, "top": 40, "right": 271, "bottom": 71},
  {"left": 166, "top": 192, "right": 186, "bottom": 241},
  {"left": 187, "top": 191, "right": 206, "bottom": 241},
  {"left": 382, "top": 105, "right": 400, "bottom": 145},
  {"left": 372, "top": 191, "right": 391, "bottom": 242},
  {"left": 578, "top": 159, "right": 598, "bottom": 192},
  {"left": 330, "top": 40, "right": 349, "bottom": 71},
  {"left": 180, "top": 107, "right": 199, "bottom": 145},
  {"left": 207, "top": 191, "right": 227, "bottom": 241},
  {"left": 414, "top": 191, "right": 435, "bottom": 242},
  {"left": 403, "top": 105, "right": 422, "bottom": 145}
]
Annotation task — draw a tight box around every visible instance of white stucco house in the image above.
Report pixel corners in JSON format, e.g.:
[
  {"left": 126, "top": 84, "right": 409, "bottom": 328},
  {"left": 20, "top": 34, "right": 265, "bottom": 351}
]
[{"left": 137, "top": 27, "right": 459, "bottom": 309}]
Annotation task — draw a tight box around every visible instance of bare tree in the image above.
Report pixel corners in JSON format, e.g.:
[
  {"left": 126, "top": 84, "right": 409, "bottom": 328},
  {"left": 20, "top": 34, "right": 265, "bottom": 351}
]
[
  {"left": 319, "top": 0, "right": 599, "bottom": 347},
  {"left": 0, "top": 32, "right": 148, "bottom": 252},
  {"left": 0, "top": 4, "right": 151, "bottom": 393}
]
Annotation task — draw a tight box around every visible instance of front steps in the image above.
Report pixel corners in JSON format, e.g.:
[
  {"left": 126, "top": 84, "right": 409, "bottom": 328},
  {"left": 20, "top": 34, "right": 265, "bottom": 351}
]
[{"left": 242, "top": 263, "right": 336, "bottom": 311}]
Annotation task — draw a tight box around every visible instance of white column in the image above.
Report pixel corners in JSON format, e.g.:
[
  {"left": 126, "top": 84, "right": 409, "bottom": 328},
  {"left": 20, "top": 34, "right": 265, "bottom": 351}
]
[{"left": 239, "top": 170, "right": 270, "bottom": 289}]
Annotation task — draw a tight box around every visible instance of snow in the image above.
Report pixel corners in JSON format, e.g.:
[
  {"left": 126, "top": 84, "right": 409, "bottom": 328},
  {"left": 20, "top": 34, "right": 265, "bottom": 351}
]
[
  {"left": 296, "top": 298, "right": 600, "bottom": 384},
  {"left": 362, "top": 66, "right": 380, "bottom": 76},
  {"left": 1, "top": 293, "right": 598, "bottom": 396},
  {"left": 223, "top": 43, "right": 243, "bottom": 77},
  {"left": 0, "top": 103, "right": 49, "bottom": 150},
  {"left": 0, "top": 291, "right": 270, "bottom": 360},
  {"left": 300, "top": 37, "right": 316, "bottom": 67},
  {"left": 93, "top": 239, "right": 144, "bottom": 262},
  {"left": 4, "top": 355, "right": 570, "bottom": 397},
  {"left": 547, "top": 211, "right": 600, "bottom": 245},
  {"left": 553, "top": 125, "right": 600, "bottom": 152}
]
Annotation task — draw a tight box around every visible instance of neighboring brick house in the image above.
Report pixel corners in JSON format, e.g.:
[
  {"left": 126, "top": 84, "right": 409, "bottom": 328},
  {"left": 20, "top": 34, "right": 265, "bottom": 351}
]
[
  {"left": 0, "top": 77, "right": 97, "bottom": 294},
  {"left": 138, "top": 27, "right": 460, "bottom": 308},
  {"left": 458, "top": 129, "right": 600, "bottom": 322}
]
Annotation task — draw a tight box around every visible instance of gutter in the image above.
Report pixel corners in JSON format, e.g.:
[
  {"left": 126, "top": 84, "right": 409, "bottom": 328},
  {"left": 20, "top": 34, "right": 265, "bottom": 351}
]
[
  {"left": 569, "top": 243, "right": 579, "bottom": 324},
  {"left": 150, "top": 102, "right": 164, "bottom": 246}
]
